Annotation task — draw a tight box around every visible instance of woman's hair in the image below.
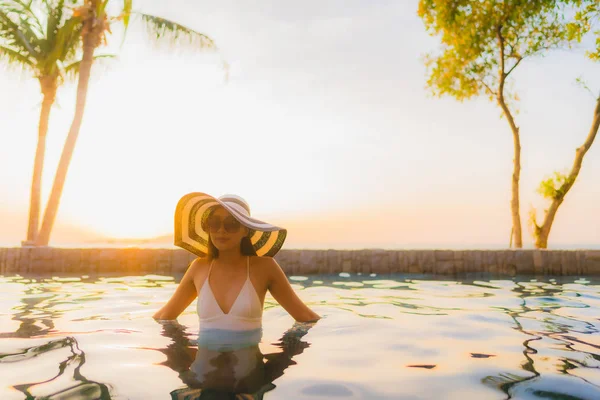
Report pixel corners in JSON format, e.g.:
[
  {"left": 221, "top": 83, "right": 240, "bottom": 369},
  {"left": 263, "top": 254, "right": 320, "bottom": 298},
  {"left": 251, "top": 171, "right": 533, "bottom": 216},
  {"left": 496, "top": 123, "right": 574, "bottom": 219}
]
[{"left": 205, "top": 206, "right": 257, "bottom": 260}]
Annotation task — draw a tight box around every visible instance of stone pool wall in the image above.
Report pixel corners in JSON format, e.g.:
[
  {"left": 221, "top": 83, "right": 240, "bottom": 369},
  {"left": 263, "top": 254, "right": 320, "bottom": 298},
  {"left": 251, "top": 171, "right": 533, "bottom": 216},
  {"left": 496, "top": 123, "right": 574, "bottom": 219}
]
[{"left": 1, "top": 247, "right": 600, "bottom": 276}]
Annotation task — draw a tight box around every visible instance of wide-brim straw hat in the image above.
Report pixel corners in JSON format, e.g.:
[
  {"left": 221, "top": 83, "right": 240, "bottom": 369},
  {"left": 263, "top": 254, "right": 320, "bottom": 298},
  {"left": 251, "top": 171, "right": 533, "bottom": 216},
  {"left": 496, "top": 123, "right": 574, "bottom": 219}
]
[{"left": 174, "top": 192, "right": 287, "bottom": 258}]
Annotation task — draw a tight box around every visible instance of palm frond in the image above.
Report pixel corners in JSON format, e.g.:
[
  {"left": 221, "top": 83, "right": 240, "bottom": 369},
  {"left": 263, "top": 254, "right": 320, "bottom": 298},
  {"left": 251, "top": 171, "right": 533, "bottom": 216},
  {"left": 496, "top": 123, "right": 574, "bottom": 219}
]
[
  {"left": 4, "top": 0, "right": 45, "bottom": 36},
  {"left": 122, "top": 0, "right": 131, "bottom": 29},
  {"left": 43, "top": 14, "right": 82, "bottom": 73},
  {"left": 0, "top": 7, "right": 41, "bottom": 60},
  {"left": 62, "top": 53, "right": 115, "bottom": 80},
  {"left": 1, "top": 0, "right": 86, "bottom": 79},
  {"left": 59, "top": 16, "right": 83, "bottom": 61},
  {"left": 45, "top": 0, "right": 65, "bottom": 45},
  {"left": 0, "top": 43, "right": 34, "bottom": 68},
  {"left": 15, "top": 9, "right": 44, "bottom": 50},
  {"left": 98, "top": 0, "right": 108, "bottom": 16},
  {"left": 139, "top": 13, "right": 215, "bottom": 50}
]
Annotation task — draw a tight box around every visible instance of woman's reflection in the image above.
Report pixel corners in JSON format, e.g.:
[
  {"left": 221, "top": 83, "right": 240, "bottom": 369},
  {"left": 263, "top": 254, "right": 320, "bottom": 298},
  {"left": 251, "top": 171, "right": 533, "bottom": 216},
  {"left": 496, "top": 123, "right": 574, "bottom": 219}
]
[{"left": 152, "top": 320, "right": 315, "bottom": 399}]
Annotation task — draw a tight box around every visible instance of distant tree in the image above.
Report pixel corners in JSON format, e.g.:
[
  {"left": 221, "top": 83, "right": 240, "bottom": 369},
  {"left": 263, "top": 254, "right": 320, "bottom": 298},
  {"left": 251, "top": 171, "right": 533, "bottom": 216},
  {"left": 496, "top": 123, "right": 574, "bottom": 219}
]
[
  {"left": 530, "top": 1, "right": 600, "bottom": 248},
  {"left": 35, "top": 0, "right": 215, "bottom": 246},
  {"left": 418, "top": 0, "right": 586, "bottom": 248}
]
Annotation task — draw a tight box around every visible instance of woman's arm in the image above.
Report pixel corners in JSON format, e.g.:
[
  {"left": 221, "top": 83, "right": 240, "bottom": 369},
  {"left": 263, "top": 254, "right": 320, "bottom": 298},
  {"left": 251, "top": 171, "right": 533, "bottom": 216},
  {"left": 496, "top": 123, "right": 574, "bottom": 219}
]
[
  {"left": 153, "top": 259, "right": 201, "bottom": 320},
  {"left": 266, "top": 258, "right": 321, "bottom": 322}
]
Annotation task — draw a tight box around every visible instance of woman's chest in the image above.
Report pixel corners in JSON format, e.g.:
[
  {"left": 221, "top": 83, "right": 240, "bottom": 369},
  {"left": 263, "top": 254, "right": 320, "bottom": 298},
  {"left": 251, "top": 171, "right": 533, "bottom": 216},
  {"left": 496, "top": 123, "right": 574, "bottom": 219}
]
[{"left": 193, "top": 268, "right": 269, "bottom": 308}]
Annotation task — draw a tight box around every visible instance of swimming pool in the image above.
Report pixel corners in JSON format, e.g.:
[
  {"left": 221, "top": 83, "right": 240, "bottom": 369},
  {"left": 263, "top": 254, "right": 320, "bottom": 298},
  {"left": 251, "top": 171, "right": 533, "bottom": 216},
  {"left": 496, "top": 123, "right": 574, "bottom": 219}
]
[{"left": 1, "top": 272, "right": 599, "bottom": 399}]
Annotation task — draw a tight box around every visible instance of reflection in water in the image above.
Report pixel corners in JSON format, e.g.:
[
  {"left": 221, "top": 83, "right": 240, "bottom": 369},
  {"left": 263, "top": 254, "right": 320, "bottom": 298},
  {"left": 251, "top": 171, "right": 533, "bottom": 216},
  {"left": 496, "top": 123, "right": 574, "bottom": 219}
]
[
  {"left": 0, "top": 286, "right": 59, "bottom": 338},
  {"left": 481, "top": 281, "right": 600, "bottom": 399},
  {"left": 1, "top": 274, "right": 600, "bottom": 399},
  {"left": 150, "top": 321, "right": 314, "bottom": 399},
  {"left": 0, "top": 336, "right": 113, "bottom": 399}
]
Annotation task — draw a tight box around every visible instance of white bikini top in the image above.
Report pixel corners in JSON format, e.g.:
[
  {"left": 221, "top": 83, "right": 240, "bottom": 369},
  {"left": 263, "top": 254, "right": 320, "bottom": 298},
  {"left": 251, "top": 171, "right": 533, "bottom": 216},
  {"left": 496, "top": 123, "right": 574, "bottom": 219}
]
[{"left": 197, "top": 256, "right": 263, "bottom": 331}]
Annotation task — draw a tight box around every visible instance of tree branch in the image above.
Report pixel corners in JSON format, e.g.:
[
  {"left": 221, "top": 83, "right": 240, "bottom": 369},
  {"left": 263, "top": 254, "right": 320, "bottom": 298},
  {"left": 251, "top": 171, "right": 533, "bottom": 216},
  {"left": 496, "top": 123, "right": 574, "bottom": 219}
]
[
  {"left": 505, "top": 56, "right": 524, "bottom": 77},
  {"left": 478, "top": 78, "right": 496, "bottom": 97}
]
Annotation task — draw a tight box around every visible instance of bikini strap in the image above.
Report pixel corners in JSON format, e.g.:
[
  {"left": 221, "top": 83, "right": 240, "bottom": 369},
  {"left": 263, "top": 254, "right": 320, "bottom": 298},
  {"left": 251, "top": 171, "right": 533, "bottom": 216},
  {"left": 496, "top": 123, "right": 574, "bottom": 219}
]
[{"left": 207, "top": 259, "right": 214, "bottom": 279}]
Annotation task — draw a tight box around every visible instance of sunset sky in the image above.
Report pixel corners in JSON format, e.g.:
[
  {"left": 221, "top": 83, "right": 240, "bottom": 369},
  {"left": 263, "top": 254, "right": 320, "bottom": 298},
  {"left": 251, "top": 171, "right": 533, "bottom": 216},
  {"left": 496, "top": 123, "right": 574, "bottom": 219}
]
[{"left": 0, "top": 0, "right": 599, "bottom": 249}]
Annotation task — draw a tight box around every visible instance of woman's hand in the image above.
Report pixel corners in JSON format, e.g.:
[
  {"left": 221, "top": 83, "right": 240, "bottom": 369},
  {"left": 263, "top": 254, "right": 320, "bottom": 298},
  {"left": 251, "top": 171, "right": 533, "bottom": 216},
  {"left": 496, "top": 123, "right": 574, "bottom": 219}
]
[{"left": 266, "top": 258, "right": 321, "bottom": 323}]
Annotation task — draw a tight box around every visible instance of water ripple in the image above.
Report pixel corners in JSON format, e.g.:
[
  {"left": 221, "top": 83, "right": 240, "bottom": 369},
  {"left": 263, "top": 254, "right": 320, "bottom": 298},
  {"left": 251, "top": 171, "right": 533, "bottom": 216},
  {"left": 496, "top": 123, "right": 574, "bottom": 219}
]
[{"left": 0, "top": 273, "right": 599, "bottom": 399}]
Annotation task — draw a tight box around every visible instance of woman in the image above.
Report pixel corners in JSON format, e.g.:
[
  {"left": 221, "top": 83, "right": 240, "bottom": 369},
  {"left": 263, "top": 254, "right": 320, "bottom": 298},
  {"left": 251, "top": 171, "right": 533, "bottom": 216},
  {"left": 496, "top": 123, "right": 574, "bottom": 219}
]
[
  {"left": 153, "top": 192, "right": 320, "bottom": 325},
  {"left": 153, "top": 193, "right": 319, "bottom": 395}
]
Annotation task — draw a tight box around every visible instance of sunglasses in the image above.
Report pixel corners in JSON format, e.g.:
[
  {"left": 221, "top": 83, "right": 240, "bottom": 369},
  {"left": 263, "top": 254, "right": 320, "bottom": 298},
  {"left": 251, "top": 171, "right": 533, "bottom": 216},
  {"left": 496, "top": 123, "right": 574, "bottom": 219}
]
[{"left": 204, "top": 215, "right": 241, "bottom": 234}]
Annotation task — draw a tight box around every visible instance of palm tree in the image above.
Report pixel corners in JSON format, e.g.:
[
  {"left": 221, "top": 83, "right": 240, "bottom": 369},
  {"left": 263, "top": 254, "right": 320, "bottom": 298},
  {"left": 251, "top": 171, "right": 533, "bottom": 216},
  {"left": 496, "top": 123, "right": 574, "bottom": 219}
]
[
  {"left": 34, "top": 0, "right": 215, "bottom": 246},
  {"left": 0, "top": 0, "right": 88, "bottom": 244}
]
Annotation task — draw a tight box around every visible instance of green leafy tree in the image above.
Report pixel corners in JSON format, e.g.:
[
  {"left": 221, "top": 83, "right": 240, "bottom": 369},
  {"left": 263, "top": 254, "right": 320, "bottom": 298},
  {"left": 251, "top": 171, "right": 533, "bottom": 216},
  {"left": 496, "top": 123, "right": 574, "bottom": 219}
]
[
  {"left": 530, "top": 2, "right": 600, "bottom": 248},
  {"left": 34, "top": 0, "right": 215, "bottom": 246},
  {"left": 418, "top": 0, "right": 584, "bottom": 248}
]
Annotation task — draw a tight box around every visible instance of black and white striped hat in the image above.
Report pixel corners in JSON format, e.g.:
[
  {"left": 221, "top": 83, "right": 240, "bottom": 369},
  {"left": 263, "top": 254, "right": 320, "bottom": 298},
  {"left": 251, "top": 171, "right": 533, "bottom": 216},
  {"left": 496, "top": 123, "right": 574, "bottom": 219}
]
[{"left": 174, "top": 192, "right": 287, "bottom": 257}]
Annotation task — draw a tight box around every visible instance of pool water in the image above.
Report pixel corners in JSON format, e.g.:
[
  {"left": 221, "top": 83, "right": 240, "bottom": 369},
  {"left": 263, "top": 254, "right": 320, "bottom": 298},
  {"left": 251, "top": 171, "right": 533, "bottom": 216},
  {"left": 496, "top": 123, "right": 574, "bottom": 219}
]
[{"left": 1, "top": 273, "right": 599, "bottom": 399}]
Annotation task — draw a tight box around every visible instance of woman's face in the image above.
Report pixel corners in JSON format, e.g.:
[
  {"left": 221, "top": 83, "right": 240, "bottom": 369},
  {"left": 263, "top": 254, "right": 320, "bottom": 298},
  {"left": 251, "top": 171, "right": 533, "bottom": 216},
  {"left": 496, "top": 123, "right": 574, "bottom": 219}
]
[{"left": 207, "top": 207, "right": 249, "bottom": 252}]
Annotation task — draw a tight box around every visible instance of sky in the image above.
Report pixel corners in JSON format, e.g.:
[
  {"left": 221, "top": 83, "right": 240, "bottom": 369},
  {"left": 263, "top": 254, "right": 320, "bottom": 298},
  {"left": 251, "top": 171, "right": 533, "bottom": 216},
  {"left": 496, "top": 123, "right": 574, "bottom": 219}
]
[{"left": 0, "top": 0, "right": 599, "bottom": 249}]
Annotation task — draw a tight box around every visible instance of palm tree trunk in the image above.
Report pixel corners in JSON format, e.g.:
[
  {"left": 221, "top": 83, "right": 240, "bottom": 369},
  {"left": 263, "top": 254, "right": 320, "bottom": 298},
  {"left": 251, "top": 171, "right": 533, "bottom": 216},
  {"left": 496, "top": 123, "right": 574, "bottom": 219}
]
[
  {"left": 35, "top": 20, "right": 99, "bottom": 246},
  {"left": 535, "top": 96, "right": 600, "bottom": 248},
  {"left": 25, "top": 77, "right": 57, "bottom": 244}
]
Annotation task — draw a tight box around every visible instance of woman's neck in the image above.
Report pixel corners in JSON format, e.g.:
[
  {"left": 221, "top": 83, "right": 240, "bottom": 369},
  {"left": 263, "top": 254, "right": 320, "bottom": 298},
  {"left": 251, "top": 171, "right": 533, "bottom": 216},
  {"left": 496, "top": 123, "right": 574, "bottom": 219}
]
[{"left": 216, "top": 250, "right": 245, "bottom": 266}]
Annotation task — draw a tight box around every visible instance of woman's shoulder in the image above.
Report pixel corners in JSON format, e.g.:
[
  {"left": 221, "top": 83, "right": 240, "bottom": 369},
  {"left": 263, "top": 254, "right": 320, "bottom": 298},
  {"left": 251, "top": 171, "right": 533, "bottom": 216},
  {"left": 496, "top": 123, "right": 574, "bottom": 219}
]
[
  {"left": 190, "top": 256, "right": 210, "bottom": 266},
  {"left": 250, "top": 256, "right": 281, "bottom": 278},
  {"left": 250, "top": 255, "right": 276, "bottom": 266},
  {"left": 187, "top": 257, "right": 212, "bottom": 287},
  {"left": 189, "top": 257, "right": 211, "bottom": 273}
]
